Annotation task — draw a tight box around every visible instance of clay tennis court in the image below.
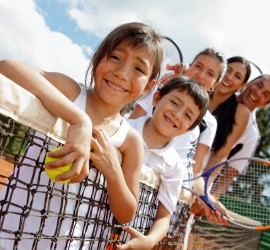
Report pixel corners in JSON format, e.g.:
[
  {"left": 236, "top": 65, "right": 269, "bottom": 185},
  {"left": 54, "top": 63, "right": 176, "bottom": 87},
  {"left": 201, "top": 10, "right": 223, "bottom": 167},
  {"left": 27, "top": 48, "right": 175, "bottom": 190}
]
[{"left": 0, "top": 159, "right": 14, "bottom": 190}]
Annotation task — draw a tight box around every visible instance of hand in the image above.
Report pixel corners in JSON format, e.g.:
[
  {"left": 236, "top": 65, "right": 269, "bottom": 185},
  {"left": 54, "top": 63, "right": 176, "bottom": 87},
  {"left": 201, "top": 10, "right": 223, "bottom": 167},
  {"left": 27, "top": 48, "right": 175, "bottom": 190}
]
[
  {"left": 116, "top": 226, "right": 153, "bottom": 250},
  {"left": 190, "top": 197, "right": 229, "bottom": 226},
  {"left": 45, "top": 120, "right": 92, "bottom": 183},
  {"left": 90, "top": 128, "right": 121, "bottom": 177}
]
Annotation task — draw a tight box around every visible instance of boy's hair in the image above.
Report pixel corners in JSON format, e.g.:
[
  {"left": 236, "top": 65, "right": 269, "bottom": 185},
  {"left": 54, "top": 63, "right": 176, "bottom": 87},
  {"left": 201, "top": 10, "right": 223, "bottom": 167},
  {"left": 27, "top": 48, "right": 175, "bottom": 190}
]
[
  {"left": 86, "top": 22, "right": 163, "bottom": 88},
  {"left": 191, "top": 47, "right": 227, "bottom": 82},
  {"left": 158, "top": 76, "right": 209, "bottom": 130}
]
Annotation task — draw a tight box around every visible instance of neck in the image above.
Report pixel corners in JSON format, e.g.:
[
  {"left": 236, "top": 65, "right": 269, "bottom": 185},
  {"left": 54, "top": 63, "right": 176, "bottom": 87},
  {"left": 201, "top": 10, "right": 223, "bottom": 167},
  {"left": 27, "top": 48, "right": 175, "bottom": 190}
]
[
  {"left": 86, "top": 90, "right": 122, "bottom": 127},
  {"left": 143, "top": 119, "right": 170, "bottom": 149}
]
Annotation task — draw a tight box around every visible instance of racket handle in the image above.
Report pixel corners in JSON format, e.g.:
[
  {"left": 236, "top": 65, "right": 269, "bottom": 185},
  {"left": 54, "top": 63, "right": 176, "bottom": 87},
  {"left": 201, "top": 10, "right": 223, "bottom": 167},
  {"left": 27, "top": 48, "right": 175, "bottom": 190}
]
[{"left": 199, "top": 195, "right": 216, "bottom": 211}]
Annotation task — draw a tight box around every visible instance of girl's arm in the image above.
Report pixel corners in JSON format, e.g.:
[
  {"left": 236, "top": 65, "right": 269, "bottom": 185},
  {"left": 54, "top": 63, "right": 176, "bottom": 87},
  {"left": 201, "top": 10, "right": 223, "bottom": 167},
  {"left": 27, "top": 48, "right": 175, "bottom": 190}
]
[
  {"left": 0, "top": 59, "right": 92, "bottom": 182},
  {"left": 205, "top": 104, "right": 250, "bottom": 176},
  {"left": 116, "top": 202, "right": 171, "bottom": 250},
  {"left": 90, "top": 126, "right": 143, "bottom": 223}
]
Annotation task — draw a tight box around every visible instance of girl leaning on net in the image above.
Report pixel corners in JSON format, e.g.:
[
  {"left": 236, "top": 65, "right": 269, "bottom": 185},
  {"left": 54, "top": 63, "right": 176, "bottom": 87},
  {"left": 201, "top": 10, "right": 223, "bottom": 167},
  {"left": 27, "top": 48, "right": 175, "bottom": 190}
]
[{"left": 0, "top": 22, "right": 163, "bottom": 249}]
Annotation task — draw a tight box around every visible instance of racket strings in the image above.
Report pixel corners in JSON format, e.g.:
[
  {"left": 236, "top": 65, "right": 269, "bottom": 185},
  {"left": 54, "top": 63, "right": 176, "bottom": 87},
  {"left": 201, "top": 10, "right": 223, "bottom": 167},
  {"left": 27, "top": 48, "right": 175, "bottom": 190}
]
[{"left": 211, "top": 158, "right": 270, "bottom": 228}]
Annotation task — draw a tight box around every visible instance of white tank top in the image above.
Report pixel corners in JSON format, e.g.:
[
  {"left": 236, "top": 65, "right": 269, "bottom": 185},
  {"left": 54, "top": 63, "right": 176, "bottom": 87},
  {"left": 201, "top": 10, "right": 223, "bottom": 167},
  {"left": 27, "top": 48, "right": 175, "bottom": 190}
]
[{"left": 74, "top": 85, "right": 129, "bottom": 147}]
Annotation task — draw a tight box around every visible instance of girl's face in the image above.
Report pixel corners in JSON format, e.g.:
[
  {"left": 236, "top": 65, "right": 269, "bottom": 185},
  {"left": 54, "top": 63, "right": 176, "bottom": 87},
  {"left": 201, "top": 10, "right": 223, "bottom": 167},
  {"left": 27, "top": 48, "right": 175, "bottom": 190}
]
[
  {"left": 151, "top": 89, "right": 201, "bottom": 138},
  {"left": 94, "top": 40, "right": 155, "bottom": 107},
  {"left": 186, "top": 55, "right": 221, "bottom": 90},
  {"left": 187, "top": 55, "right": 222, "bottom": 90},
  {"left": 215, "top": 62, "right": 247, "bottom": 95}
]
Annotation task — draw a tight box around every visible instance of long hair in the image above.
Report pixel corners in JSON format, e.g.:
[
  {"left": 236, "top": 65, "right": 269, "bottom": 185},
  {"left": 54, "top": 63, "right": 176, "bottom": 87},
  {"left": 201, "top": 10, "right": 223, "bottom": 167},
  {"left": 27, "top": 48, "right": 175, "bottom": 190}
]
[{"left": 211, "top": 56, "right": 251, "bottom": 151}]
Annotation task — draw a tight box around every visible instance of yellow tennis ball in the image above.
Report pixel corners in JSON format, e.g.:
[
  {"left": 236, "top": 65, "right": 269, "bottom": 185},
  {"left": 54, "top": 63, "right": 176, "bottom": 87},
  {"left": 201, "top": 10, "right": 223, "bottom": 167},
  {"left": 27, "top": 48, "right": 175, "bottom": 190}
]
[{"left": 45, "top": 146, "right": 72, "bottom": 184}]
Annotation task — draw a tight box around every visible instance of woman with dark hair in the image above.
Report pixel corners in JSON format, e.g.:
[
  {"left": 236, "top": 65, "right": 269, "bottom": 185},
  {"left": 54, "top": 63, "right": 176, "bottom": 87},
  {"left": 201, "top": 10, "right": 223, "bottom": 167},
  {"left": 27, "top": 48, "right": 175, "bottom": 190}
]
[
  {"left": 209, "top": 56, "right": 251, "bottom": 152},
  {"left": 192, "top": 56, "right": 252, "bottom": 216}
]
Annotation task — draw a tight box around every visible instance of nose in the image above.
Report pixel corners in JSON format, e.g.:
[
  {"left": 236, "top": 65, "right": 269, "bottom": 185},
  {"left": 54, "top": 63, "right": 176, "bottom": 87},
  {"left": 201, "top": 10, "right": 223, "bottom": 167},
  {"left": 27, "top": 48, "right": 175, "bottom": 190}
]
[
  {"left": 172, "top": 108, "right": 183, "bottom": 120},
  {"left": 113, "top": 65, "right": 129, "bottom": 81},
  {"left": 225, "top": 72, "right": 233, "bottom": 82}
]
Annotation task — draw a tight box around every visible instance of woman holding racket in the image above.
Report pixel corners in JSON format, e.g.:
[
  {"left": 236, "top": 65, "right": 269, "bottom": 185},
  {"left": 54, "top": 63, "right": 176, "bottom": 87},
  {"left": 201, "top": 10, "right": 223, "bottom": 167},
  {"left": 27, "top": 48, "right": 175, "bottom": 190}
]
[
  {"left": 189, "top": 56, "right": 252, "bottom": 220},
  {"left": 201, "top": 73, "right": 270, "bottom": 203},
  {"left": 0, "top": 22, "right": 163, "bottom": 249}
]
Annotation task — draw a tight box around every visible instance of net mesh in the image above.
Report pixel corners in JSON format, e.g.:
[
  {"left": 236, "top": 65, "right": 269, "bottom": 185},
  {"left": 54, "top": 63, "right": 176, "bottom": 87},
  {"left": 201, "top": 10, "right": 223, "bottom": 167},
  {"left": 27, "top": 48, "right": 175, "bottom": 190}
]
[{"left": 0, "top": 74, "right": 266, "bottom": 249}]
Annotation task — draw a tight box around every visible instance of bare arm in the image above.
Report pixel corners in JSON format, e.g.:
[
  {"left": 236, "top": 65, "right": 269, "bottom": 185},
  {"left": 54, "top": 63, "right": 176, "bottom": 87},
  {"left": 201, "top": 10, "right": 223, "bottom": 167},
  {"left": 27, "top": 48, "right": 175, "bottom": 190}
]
[
  {"left": 0, "top": 59, "right": 92, "bottom": 182},
  {"left": 116, "top": 202, "right": 171, "bottom": 250},
  {"left": 193, "top": 143, "right": 210, "bottom": 176},
  {"left": 90, "top": 126, "right": 143, "bottom": 223},
  {"left": 205, "top": 104, "right": 250, "bottom": 175}
]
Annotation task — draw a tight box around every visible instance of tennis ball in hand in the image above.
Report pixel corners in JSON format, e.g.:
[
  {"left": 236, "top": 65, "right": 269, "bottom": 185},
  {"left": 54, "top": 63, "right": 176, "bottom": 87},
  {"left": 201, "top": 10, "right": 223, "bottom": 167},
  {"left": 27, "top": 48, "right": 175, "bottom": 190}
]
[{"left": 45, "top": 146, "right": 72, "bottom": 184}]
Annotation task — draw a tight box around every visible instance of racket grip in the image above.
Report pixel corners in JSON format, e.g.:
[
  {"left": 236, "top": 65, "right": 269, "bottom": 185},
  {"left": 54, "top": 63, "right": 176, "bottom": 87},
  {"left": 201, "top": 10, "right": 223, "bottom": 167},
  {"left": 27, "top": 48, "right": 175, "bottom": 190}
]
[{"left": 199, "top": 195, "right": 216, "bottom": 211}]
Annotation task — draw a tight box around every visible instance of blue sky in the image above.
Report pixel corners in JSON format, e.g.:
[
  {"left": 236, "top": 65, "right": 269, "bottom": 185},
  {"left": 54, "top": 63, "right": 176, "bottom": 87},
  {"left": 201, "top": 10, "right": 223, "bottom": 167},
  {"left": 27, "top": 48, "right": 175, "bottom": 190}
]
[{"left": 1, "top": 0, "right": 270, "bottom": 83}]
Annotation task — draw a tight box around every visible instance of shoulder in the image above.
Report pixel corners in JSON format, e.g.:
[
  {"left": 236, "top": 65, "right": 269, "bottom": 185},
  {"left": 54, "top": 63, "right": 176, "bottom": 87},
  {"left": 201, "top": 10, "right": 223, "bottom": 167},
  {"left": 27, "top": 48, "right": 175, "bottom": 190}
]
[
  {"left": 120, "top": 122, "right": 144, "bottom": 153},
  {"left": 43, "top": 71, "right": 81, "bottom": 101},
  {"left": 235, "top": 103, "right": 250, "bottom": 121}
]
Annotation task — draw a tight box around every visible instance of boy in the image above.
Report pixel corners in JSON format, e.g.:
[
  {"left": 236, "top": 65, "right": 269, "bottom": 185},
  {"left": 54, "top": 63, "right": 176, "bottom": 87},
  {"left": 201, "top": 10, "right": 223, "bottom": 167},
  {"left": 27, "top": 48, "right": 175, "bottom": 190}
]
[{"left": 118, "top": 76, "right": 209, "bottom": 249}]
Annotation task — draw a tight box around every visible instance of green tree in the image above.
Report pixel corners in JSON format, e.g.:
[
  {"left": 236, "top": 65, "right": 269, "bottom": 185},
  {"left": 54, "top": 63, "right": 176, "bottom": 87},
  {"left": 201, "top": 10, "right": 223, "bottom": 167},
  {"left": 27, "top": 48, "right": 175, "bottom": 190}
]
[{"left": 255, "top": 106, "right": 270, "bottom": 159}]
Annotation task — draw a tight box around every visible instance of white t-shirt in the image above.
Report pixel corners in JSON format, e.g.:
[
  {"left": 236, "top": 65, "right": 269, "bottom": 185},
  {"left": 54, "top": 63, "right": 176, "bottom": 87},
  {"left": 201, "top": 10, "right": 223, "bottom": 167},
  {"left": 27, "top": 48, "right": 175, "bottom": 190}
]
[
  {"left": 175, "top": 110, "right": 217, "bottom": 183},
  {"left": 128, "top": 116, "right": 186, "bottom": 215},
  {"left": 229, "top": 109, "right": 260, "bottom": 174},
  {"left": 135, "top": 94, "right": 217, "bottom": 187}
]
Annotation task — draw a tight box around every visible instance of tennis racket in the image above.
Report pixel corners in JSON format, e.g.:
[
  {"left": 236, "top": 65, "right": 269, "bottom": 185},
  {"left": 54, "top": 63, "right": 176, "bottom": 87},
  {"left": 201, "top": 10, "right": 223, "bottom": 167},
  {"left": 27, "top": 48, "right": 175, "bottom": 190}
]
[
  {"left": 248, "top": 60, "right": 263, "bottom": 81},
  {"left": 158, "top": 36, "right": 184, "bottom": 87},
  {"left": 182, "top": 157, "right": 270, "bottom": 231}
]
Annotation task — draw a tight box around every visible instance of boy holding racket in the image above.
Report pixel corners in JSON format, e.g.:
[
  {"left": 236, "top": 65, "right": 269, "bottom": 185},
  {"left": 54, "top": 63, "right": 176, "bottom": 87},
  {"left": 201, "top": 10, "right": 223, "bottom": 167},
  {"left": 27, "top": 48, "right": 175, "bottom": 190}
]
[{"left": 117, "top": 76, "right": 209, "bottom": 249}]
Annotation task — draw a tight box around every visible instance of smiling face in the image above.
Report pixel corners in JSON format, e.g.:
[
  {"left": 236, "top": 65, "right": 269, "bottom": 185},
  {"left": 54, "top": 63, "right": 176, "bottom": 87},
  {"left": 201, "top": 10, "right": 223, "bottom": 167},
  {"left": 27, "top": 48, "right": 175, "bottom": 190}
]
[
  {"left": 215, "top": 62, "right": 247, "bottom": 95},
  {"left": 93, "top": 40, "right": 155, "bottom": 108},
  {"left": 186, "top": 55, "right": 222, "bottom": 90},
  {"left": 239, "top": 76, "right": 270, "bottom": 111},
  {"left": 150, "top": 89, "right": 201, "bottom": 139}
]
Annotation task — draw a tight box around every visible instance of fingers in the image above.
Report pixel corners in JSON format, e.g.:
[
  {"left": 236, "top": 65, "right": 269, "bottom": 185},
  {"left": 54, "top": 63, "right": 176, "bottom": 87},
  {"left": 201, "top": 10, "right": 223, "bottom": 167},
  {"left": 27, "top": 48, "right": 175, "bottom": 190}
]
[{"left": 123, "top": 226, "right": 140, "bottom": 238}]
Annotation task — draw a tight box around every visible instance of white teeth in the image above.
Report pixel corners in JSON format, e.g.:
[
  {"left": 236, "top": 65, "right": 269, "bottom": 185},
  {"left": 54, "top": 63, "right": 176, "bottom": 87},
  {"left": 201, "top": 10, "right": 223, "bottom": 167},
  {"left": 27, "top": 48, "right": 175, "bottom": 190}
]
[
  {"left": 165, "top": 116, "right": 176, "bottom": 128},
  {"left": 107, "top": 81, "right": 126, "bottom": 92},
  {"left": 250, "top": 93, "right": 256, "bottom": 101},
  {"left": 222, "top": 80, "right": 230, "bottom": 87}
]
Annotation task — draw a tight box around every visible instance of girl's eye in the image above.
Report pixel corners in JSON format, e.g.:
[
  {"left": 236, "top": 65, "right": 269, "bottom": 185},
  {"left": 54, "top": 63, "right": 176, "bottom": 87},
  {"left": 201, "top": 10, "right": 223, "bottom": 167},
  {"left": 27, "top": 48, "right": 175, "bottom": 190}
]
[
  {"left": 110, "top": 54, "right": 120, "bottom": 61},
  {"left": 236, "top": 75, "right": 241, "bottom": 80}
]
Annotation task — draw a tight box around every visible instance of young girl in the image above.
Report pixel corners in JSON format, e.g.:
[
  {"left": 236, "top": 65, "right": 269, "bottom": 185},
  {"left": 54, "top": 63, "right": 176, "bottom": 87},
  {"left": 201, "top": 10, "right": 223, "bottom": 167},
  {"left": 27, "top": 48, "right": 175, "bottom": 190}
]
[{"left": 0, "top": 22, "right": 163, "bottom": 249}]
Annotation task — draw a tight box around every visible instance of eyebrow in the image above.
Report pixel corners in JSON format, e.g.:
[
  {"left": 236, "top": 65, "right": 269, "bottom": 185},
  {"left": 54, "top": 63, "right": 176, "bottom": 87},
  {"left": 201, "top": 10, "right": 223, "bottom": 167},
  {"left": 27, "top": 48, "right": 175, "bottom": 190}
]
[
  {"left": 228, "top": 66, "right": 244, "bottom": 78},
  {"left": 114, "top": 47, "right": 151, "bottom": 69},
  {"left": 197, "top": 62, "right": 216, "bottom": 76}
]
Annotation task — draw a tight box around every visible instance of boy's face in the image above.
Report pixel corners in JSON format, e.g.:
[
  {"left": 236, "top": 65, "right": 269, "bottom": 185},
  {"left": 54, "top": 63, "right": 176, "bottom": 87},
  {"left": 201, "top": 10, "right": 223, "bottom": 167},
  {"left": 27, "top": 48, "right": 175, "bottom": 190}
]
[
  {"left": 186, "top": 55, "right": 221, "bottom": 90},
  {"left": 152, "top": 89, "right": 201, "bottom": 138}
]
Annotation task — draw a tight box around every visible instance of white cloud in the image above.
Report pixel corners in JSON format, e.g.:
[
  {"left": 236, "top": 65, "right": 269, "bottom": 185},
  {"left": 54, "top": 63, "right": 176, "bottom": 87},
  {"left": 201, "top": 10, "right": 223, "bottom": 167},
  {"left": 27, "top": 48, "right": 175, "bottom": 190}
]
[
  {"left": 0, "top": 0, "right": 88, "bottom": 83},
  {"left": 61, "top": 0, "right": 270, "bottom": 77},
  {"left": 1, "top": 0, "right": 270, "bottom": 84}
]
